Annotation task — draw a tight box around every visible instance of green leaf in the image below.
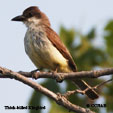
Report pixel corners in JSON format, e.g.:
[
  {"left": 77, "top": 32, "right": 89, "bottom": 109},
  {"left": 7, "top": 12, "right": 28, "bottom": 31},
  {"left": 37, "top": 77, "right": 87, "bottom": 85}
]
[
  {"left": 104, "top": 20, "right": 113, "bottom": 32},
  {"left": 29, "top": 91, "right": 42, "bottom": 113},
  {"left": 87, "top": 28, "right": 96, "bottom": 40},
  {"left": 105, "top": 36, "right": 113, "bottom": 57},
  {"left": 59, "top": 26, "right": 75, "bottom": 48}
]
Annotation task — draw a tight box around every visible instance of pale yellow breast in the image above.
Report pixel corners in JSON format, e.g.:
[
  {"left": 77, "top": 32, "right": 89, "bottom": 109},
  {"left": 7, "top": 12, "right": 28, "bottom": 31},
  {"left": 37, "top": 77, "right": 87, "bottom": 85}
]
[{"left": 24, "top": 28, "right": 72, "bottom": 72}]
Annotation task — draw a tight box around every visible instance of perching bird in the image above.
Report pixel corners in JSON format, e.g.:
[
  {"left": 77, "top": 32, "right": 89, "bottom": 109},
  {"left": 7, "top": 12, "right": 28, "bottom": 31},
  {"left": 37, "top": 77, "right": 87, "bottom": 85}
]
[{"left": 12, "top": 6, "right": 99, "bottom": 100}]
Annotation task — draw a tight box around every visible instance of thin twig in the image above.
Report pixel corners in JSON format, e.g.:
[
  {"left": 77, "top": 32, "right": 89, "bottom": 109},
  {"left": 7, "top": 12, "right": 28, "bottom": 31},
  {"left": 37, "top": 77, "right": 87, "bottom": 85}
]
[
  {"left": 63, "top": 89, "right": 85, "bottom": 98},
  {"left": 94, "top": 78, "right": 113, "bottom": 89}
]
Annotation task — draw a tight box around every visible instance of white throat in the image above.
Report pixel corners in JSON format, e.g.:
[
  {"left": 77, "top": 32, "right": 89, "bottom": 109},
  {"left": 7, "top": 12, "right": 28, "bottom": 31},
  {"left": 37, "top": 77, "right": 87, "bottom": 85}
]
[{"left": 24, "top": 17, "right": 41, "bottom": 28}]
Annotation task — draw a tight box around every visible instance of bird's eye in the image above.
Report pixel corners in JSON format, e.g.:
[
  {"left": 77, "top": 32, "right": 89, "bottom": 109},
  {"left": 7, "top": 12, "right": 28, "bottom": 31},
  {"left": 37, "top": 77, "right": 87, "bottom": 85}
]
[{"left": 28, "top": 13, "right": 33, "bottom": 17}]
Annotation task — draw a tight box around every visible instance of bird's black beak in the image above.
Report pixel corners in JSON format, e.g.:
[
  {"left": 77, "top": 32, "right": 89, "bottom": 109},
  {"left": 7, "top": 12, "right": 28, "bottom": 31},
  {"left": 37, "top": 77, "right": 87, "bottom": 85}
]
[{"left": 11, "top": 15, "right": 26, "bottom": 21}]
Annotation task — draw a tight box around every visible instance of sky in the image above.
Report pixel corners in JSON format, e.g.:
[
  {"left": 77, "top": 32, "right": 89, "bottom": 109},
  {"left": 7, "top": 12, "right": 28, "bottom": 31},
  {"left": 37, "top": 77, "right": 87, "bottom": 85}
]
[{"left": 0, "top": 0, "right": 113, "bottom": 113}]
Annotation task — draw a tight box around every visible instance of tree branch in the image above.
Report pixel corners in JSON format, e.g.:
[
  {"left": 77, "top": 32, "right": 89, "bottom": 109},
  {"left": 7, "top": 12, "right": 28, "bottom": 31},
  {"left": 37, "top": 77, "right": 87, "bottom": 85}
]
[
  {"left": 0, "top": 66, "right": 95, "bottom": 113},
  {"left": 1, "top": 67, "right": 113, "bottom": 81}
]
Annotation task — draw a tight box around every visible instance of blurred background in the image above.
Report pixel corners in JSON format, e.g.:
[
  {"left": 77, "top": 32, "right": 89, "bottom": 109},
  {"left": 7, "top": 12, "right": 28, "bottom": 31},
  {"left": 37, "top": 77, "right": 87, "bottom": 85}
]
[{"left": 0, "top": 0, "right": 113, "bottom": 113}]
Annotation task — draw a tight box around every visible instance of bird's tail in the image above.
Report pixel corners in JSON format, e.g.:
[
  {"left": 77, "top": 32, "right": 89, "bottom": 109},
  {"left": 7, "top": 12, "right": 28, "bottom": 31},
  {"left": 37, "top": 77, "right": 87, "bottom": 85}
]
[{"left": 73, "top": 79, "right": 99, "bottom": 100}]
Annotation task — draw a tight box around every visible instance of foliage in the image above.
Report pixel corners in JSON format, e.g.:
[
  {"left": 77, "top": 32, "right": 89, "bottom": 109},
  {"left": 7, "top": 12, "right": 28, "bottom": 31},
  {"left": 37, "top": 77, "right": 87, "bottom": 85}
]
[{"left": 28, "top": 20, "right": 113, "bottom": 113}]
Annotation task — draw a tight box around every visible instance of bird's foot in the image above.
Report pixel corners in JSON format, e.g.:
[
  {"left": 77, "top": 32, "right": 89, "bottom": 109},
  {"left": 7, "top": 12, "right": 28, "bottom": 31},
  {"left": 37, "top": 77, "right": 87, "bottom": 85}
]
[{"left": 30, "top": 69, "right": 40, "bottom": 79}]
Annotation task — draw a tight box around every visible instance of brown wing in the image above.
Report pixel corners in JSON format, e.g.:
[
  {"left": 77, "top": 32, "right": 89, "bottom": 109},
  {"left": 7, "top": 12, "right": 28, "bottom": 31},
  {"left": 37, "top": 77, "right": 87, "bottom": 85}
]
[{"left": 44, "top": 25, "right": 77, "bottom": 72}]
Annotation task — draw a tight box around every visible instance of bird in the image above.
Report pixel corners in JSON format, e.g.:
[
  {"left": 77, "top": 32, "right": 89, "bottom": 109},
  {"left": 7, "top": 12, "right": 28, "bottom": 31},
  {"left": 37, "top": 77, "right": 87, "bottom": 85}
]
[{"left": 12, "top": 6, "right": 99, "bottom": 100}]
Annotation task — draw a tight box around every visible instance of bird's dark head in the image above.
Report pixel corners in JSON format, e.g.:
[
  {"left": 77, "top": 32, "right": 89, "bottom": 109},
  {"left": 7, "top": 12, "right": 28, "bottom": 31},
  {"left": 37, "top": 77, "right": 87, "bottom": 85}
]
[{"left": 12, "top": 6, "right": 50, "bottom": 27}]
